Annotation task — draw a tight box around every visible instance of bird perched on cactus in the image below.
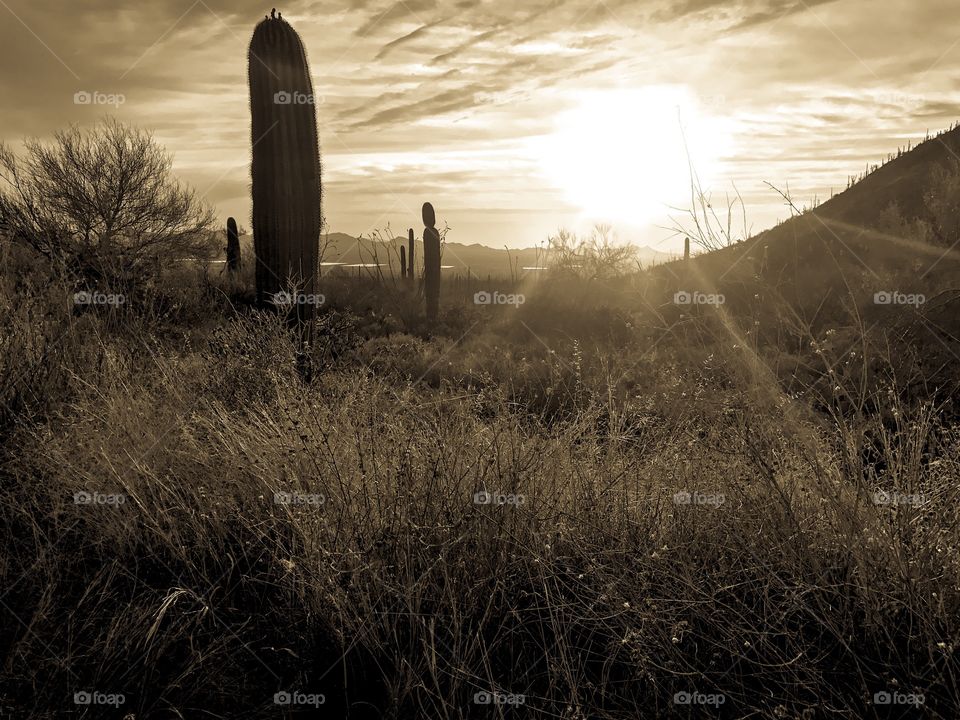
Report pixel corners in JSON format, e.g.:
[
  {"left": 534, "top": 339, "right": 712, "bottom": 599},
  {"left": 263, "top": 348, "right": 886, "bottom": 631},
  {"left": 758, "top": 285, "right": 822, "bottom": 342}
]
[
  {"left": 226, "top": 217, "right": 241, "bottom": 273},
  {"left": 422, "top": 203, "right": 440, "bottom": 321},
  {"left": 248, "top": 12, "right": 321, "bottom": 327}
]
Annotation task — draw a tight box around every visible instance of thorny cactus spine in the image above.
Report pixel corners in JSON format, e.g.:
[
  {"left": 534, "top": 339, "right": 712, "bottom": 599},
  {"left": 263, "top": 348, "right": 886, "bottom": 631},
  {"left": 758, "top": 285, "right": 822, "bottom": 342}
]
[
  {"left": 226, "top": 217, "right": 241, "bottom": 273},
  {"left": 422, "top": 204, "right": 440, "bottom": 321},
  {"left": 248, "top": 13, "right": 321, "bottom": 326}
]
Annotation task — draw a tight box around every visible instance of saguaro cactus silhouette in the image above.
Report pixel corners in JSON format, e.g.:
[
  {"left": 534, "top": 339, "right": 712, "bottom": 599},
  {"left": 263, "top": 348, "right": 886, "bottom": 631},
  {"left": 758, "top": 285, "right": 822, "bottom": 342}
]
[
  {"left": 248, "top": 13, "right": 321, "bottom": 324},
  {"left": 226, "top": 217, "right": 241, "bottom": 273},
  {"left": 399, "top": 245, "right": 407, "bottom": 279},
  {"left": 408, "top": 228, "right": 415, "bottom": 286},
  {"left": 422, "top": 204, "right": 440, "bottom": 321}
]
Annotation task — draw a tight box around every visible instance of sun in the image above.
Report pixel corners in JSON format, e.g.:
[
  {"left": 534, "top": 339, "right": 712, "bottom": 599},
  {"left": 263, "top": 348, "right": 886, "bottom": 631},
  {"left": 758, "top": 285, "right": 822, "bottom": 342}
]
[{"left": 536, "top": 86, "right": 731, "bottom": 227}]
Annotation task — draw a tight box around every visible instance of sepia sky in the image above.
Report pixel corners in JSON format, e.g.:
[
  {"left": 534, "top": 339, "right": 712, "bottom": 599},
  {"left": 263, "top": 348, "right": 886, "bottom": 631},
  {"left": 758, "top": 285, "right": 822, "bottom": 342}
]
[{"left": 1, "top": 0, "right": 959, "bottom": 251}]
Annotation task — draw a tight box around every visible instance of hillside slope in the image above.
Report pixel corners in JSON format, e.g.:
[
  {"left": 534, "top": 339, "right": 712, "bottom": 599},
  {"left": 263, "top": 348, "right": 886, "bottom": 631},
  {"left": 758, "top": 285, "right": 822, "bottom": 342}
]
[
  {"left": 642, "top": 123, "right": 960, "bottom": 399},
  {"left": 673, "top": 123, "right": 960, "bottom": 290}
]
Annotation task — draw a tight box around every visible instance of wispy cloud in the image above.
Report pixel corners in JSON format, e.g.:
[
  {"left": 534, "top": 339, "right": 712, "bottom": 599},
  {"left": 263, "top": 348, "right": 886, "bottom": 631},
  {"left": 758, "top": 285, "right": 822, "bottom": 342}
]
[
  {"left": 375, "top": 20, "right": 441, "bottom": 59},
  {"left": 0, "top": 0, "right": 957, "bottom": 249}
]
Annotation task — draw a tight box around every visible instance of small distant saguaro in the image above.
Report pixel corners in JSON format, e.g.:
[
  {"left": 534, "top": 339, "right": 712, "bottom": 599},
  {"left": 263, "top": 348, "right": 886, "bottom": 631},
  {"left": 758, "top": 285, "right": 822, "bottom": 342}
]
[
  {"left": 226, "top": 217, "right": 241, "bottom": 273},
  {"left": 422, "top": 204, "right": 440, "bottom": 321}
]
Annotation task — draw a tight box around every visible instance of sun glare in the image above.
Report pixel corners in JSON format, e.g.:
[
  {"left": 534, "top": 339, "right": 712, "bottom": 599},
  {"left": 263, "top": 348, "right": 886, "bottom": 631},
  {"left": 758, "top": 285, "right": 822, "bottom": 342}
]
[{"left": 536, "top": 86, "right": 731, "bottom": 227}]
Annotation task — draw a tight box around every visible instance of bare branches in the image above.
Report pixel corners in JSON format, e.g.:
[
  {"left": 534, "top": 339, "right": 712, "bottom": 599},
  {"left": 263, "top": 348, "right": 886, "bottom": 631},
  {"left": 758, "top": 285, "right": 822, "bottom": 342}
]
[
  {"left": 665, "top": 117, "right": 750, "bottom": 254},
  {"left": 0, "top": 118, "right": 215, "bottom": 285},
  {"left": 666, "top": 176, "right": 748, "bottom": 254},
  {"left": 547, "top": 224, "right": 637, "bottom": 280}
]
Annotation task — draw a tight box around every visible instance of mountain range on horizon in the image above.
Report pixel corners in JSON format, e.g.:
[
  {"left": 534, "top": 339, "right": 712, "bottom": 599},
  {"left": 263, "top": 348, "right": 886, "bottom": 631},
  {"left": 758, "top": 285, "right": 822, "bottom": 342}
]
[
  {"left": 238, "top": 122, "right": 960, "bottom": 280},
  {"left": 238, "top": 231, "right": 679, "bottom": 278},
  {"left": 229, "top": 120, "right": 960, "bottom": 282}
]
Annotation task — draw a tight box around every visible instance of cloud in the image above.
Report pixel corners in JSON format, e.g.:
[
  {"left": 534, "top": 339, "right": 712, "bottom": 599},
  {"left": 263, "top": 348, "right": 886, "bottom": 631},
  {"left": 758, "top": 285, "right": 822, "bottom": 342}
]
[
  {"left": 427, "top": 26, "right": 504, "bottom": 65},
  {"left": 354, "top": 0, "right": 437, "bottom": 37},
  {"left": 375, "top": 22, "right": 437, "bottom": 58},
  {"left": 1, "top": 0, "right": 959, "bottom": 249},
  {"left": 912, "top": 100, "right": 960, "bottom": 119},
  {"left": 732, "top": 0, "right": 838, "bottom": 30},
  {"left": 347, "top": 84, "right": 496, "bottom": 129}
]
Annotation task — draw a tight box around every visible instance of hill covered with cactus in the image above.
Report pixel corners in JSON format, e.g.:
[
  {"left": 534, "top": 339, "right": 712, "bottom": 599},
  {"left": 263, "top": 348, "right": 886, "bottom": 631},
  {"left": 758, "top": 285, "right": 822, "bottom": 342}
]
[{"left": 671, "top": 123, "right": 960, "bottom": 289}]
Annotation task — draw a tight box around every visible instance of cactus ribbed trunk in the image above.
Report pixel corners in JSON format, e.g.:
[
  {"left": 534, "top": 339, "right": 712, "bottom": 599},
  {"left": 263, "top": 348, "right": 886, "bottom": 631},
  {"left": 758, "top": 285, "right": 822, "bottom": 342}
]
[
  {"left": 226, "top": 217, "right": 241, "bottom": 273},
  {"left": 399, "top": 245, "right": 407, "bottom": 279},
  {"left": 248, "top": 15, "right": 321, "bottom": 326},
  {"left": 684, "top": 236, "right": 690, "bottom": 262},
  {"left": 408, "top": 228, "right": 415, "bottom": 285},
  {"left": 422, "top": 204, "right": 440, "bottom": 321}
]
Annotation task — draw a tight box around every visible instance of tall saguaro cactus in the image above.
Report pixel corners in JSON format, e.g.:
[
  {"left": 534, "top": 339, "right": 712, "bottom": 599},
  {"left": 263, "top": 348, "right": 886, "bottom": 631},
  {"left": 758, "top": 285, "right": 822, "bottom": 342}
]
[
  {"left": 226, "top": 217, "right": 241, "bottom": 273},
  {"left": 422, "top": 203, "right": 440, "bottom": 321},
  {"left": 400, "top": 245, "right": 407, "bottom": 279},
  {"left": 248, "top": 14, "right": 321, "bottom": 324}
]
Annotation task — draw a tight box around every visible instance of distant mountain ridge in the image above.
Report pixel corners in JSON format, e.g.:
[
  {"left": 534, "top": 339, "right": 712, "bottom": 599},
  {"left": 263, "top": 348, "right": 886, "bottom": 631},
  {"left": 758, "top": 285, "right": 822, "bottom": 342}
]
[{"left": 311, "top": 232, "right": 675, "bottom": 277}]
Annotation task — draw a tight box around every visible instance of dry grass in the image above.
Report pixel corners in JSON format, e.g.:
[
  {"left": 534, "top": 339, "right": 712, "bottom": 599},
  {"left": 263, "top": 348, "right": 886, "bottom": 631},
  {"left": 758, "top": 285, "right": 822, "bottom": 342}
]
[{"left": 0, "top": 252, "right": 958, "bottom": 718}]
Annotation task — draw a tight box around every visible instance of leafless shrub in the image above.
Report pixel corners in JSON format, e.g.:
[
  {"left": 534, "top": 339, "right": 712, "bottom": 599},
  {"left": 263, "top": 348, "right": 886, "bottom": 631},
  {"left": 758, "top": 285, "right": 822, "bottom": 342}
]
[
  {"left": 0, "top": 118, "right": 216, "bottom": 288},
  {"left": 547, "top": 224, "right": 637, "bottom": 280}
]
